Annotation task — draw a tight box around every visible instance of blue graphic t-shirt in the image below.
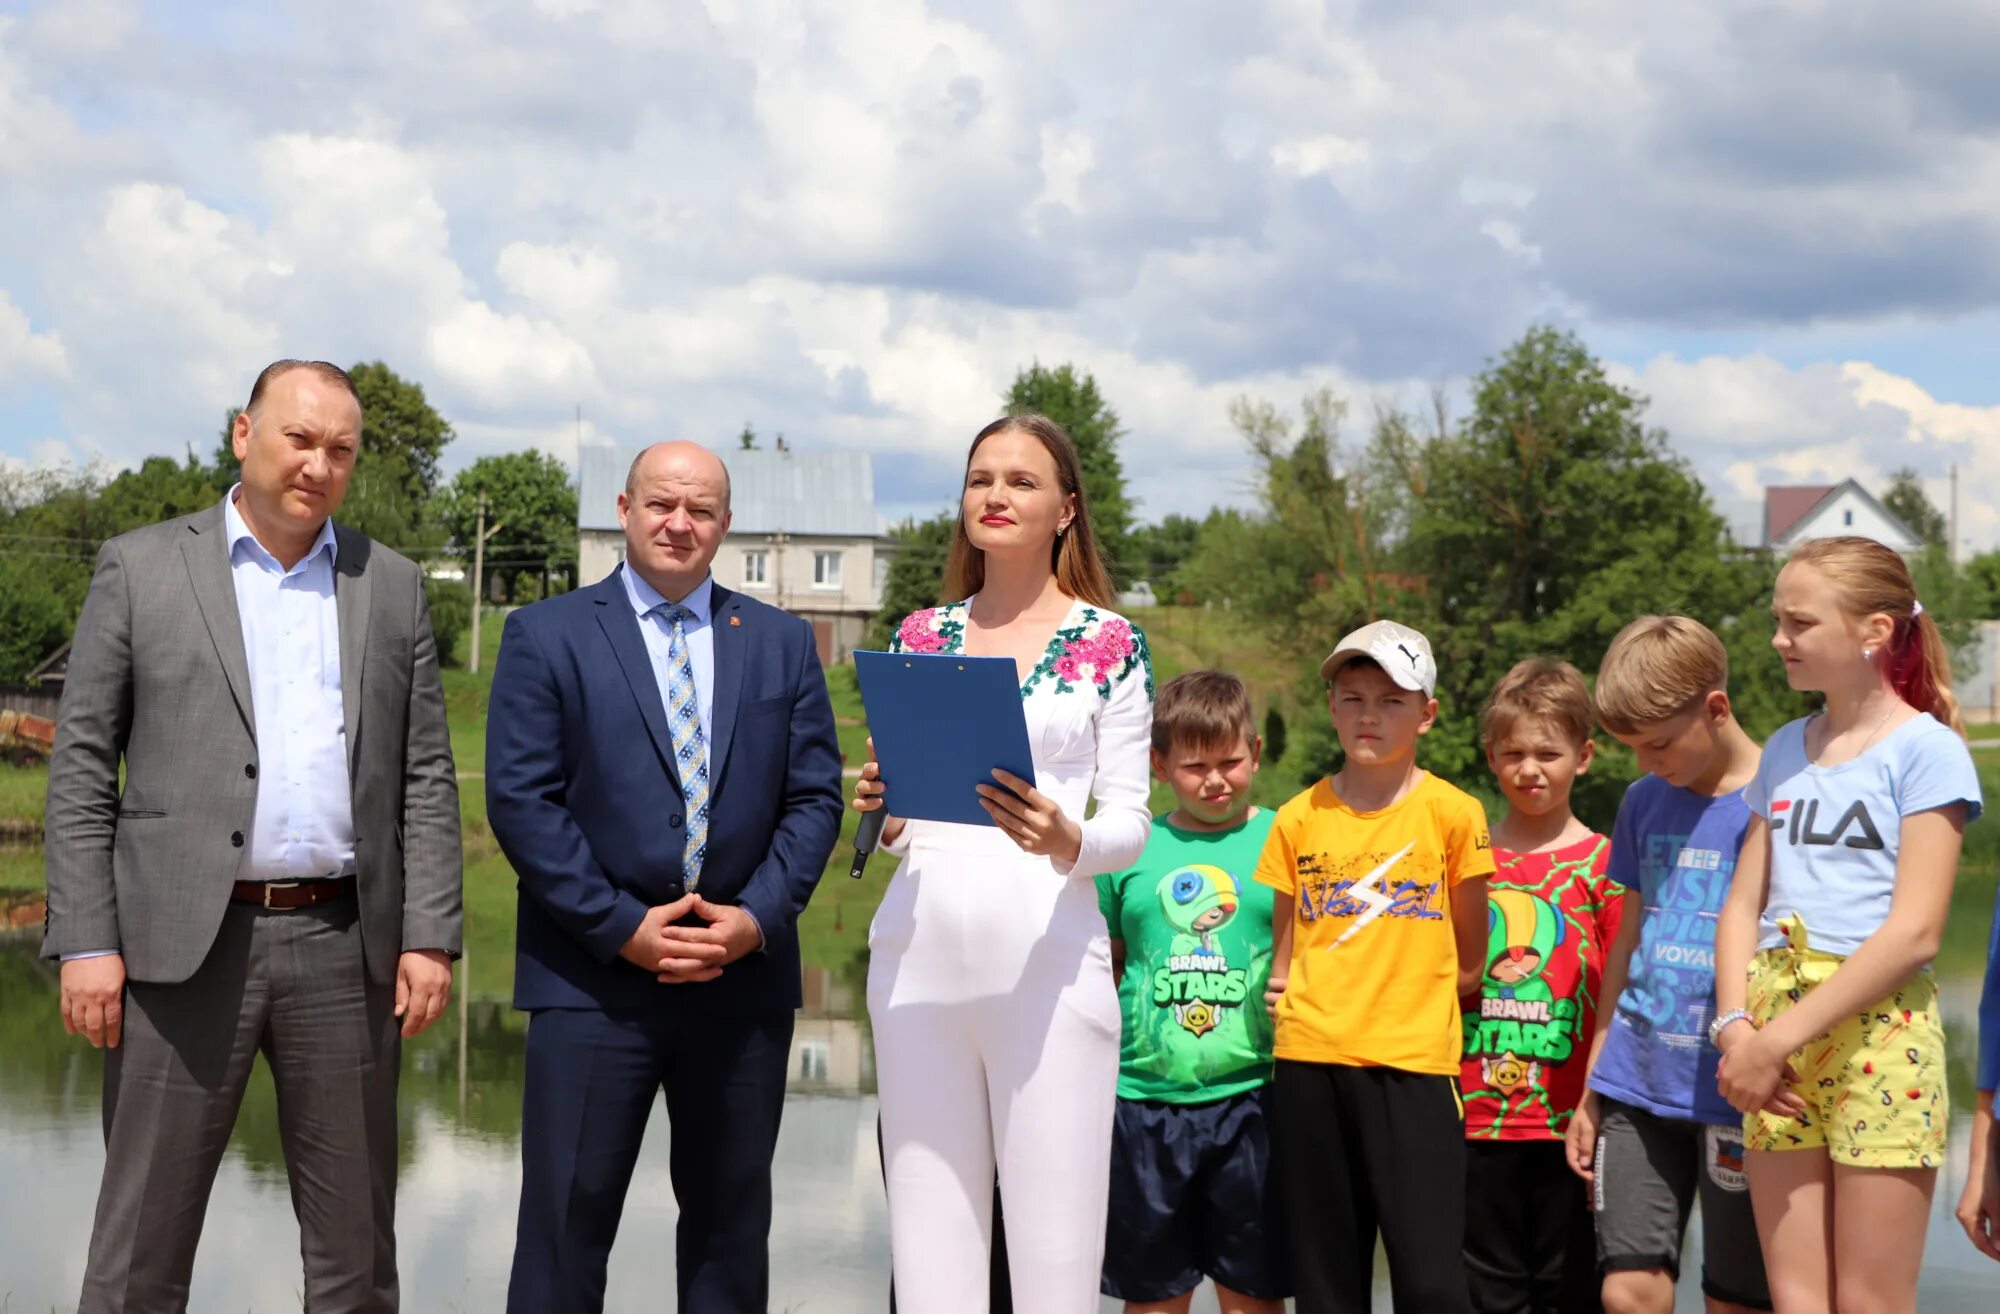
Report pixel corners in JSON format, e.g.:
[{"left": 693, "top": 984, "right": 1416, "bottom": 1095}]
[{"left": 1589, "top": 775, "right": 1748, "bottom": 1125}]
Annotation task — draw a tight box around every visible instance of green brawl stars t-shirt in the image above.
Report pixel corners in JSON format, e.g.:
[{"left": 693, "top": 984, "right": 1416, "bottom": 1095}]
[{"left": 1097, "top": 808, "right": 1280, "bottom": 1104}]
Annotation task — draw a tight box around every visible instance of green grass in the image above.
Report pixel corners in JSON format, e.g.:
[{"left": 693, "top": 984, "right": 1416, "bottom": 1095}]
[
  {"left": 1967, "top": 721, "right": 2000, "bottom": 742},
  {"left": 1126, "top": 604, "right": 1294, "bottom": 709},
  {"left": 0, "top": 766, "right": 45, "bottom": 832},
  {"left": 6, "top": 607, "right": 1999, "bottom": 996}
]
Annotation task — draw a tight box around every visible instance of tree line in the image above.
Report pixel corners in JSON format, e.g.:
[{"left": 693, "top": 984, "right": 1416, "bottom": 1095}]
[
  {"left": 0, "top": 362, "right": 578, "bottom": 678},
  {"left": 5, "top": 331, "right": 1992, "bottom": 819},
  {"left": 874, "top": 328, "right": 2000, "bottom": 822}
]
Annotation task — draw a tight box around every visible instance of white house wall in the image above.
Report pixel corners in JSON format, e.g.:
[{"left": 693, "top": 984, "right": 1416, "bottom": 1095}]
[
  {"left": 1780, "top": 488, "right": 1923, "bottom": 554},
  {"left": 578, "top": 530, "right": 883, "bottom": 615}
]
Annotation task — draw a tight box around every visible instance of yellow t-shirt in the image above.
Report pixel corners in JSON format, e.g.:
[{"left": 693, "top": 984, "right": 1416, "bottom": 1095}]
[{"left": 1254, "top": 772, "right": 1495, "bottom": 1075}]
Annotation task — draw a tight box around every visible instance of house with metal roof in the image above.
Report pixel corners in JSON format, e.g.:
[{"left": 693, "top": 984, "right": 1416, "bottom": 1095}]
[
  {"left": 1762, "top": 478, "right": 1923, "bottom": 554},
  {"left": 576, "top": 443, "right": 892, "bottom": 662}
]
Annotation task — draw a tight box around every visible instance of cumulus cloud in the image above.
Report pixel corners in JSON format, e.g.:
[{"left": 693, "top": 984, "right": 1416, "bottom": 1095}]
[
  {"left": 1623, "top": 354, "right": 2000, "bottom": 551},
  {"left": 0, "top": 0, "right": 1994, "bottom": 556},
  {"left": 0, "top": 290, "right": 67, "bottom": 386}
]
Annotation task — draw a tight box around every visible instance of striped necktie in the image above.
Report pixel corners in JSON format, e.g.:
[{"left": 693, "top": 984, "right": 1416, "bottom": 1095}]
[{"left": 654, "top": 601, "right": 710, "bottom": 890}]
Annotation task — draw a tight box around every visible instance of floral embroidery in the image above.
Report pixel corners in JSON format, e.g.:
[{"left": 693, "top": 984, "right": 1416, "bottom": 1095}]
[
  {"left": 893, "top": 599, "right": 1152, "bottom": 701},
  {"left": 1024, "top": 607, "right": 1154, "bottom": 701},
  {"left": 892, "top": 604, "right": 963, "bottom": 656}
]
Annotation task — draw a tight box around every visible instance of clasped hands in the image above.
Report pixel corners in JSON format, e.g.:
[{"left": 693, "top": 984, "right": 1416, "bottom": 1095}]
[
  {"left": 1714, "top": 1018, "right": 1811, "bottom": 1121},
  {"left": 620, "top": 893, "right": 761, "bottom": 983},
  {"left": 854, "top": 737, "right": 1081, "bottom": 867}
]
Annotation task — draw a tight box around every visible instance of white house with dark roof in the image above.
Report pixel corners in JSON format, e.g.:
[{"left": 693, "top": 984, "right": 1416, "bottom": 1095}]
[
  {"left": 577, "top": 444, "right": 892, "bottom": 663},
  {"left": 1762, "top": 478, "right": 1924, "bottom": 554}
]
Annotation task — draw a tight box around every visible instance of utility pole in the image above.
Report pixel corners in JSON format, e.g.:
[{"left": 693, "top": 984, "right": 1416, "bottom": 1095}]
[
  {"left": 469, "top": 493, "right": 508, "bottom": 673},
  {"left": 1950, "top": 464, "right": 1960, "bottom": 566}
]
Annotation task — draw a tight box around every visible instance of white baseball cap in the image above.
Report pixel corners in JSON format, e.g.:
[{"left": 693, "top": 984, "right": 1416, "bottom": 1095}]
[{"left": 1319, "top": 620, "right": 1437, "bottom": 697}]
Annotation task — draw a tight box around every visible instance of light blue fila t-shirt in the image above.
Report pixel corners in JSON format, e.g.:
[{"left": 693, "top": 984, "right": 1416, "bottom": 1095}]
[
  {"left": 1589, "top": 775, "right": 1747, "bottom": 1125},
  {"left": 1746, "top": 712, "right": 1983, "bottom": 959}
]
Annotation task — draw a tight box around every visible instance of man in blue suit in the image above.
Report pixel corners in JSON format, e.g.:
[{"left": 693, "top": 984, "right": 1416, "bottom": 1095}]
[{"left": 488, "top": 440, "right": 844, "bottom": 1313}]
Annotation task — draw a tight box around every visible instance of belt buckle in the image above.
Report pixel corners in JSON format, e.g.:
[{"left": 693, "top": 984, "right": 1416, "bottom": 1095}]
[{"left": 262, "top": 881, "right": 301, "bottom": 909}]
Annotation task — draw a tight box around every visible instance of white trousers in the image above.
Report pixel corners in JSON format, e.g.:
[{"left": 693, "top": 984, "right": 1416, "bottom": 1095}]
[{"left": 868, "top": 841, "right": 1119, "bottom": 1314}]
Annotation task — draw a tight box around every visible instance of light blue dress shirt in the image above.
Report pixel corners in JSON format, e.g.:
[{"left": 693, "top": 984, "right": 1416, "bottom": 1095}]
[
  {"left": 620, "top": 564, "right": 716, "bottom": 743},
  {"left": 225, "top": 489, "right": 357, "bottom": 882},
  {"left": 63, "top": 494, "right": 356, "bottom": 962},
  {"left": 618, "top": 564, "right": 762, "bottom": 947}
]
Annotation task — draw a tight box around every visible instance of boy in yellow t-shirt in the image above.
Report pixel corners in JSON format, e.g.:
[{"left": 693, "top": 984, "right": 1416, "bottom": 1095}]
[{"left": 1257, "top": 620, "right": 1494, "bottom": 1314}]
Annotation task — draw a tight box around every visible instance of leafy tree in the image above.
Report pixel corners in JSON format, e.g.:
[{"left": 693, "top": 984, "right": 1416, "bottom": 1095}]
[
  {"left": 1881, "top": 467, "right": 1947, "bottom": 548},
  {"left": 0, "top": 457, "right": 242, "bottom": 679},
  {"left": 1175, "top": 508, "right": 1310, "bottom": 620},
  {"left": 1191, "top": 328, "right": 1808, "bottom": 817},
  {"left": 438, "top": 450, "right": 579, "bottom": 602},
  {"left": 1964, "top": 550, "right": 2000, "bottom": 620},
  {"left": 1127, "top": 513, "right": 1203, "bottom": 589},
  {"left": 348, "top": 361, "right": 454, "bottom": 505},
  {"left": 424, "top": 578, "right": 471, "bottom": 668},
  {"left": 1262, "top": 706, "right": 1288, "bottom": 765},
  {"left": 0, "top": 554, "right": 76, "bottom": 682},
  {"left": 867, "top": 511, "right": 957, "bottom": 648},
  {"left": 738, "top": 424, "right": 759, "bottom": 451},
  {"left": 1176, "top": 393, "right": 1424, "bottom": 682},
  {"left": 1378, "top": 327, "right": 1802, "bottom": 818},
  {"left": 1004, "top": 363, "right": 1134, "bottom": 582}
]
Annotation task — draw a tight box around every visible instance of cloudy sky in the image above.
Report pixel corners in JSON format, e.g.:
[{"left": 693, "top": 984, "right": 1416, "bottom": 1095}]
[{"left": 3, "top": 0, "right": 1998, "bottom": 548}]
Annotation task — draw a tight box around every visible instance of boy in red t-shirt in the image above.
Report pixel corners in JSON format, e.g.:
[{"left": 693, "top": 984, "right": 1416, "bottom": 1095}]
[{"left": 1460, "top": 658, "right": 1625, "bottom": 1313}]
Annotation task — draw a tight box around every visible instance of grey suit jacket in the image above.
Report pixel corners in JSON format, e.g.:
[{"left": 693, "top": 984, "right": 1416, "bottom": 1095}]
[{"left": 41, "top": 500, "right": 462, "bottom": 985}]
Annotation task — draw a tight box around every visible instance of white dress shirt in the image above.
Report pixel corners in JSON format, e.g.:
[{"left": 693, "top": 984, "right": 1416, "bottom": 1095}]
[
  {"left": 226, "top": 488, "right": 357, "bottom": 882},
  {"left": 621, "top": 564, "right": 716, "bottom": 742}
]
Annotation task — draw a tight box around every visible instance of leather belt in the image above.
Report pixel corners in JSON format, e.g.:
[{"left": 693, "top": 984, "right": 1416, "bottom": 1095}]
[{"left": 230, "top": 876, "right": 357, "bottom": 910}]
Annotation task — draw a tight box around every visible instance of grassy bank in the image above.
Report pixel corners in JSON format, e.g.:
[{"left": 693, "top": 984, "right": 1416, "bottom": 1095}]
[{"left": 7, "top": 606, "right": 2000, "bottom": 995}]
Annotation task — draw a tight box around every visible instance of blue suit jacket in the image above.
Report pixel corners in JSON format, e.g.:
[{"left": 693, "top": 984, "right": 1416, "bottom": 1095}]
[{"left": 487, "top": 567, "right": 844, "bottom": 1015}]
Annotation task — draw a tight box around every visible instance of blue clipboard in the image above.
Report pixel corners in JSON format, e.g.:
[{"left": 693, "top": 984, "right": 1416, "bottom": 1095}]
[{"left": 853, "top": 650, "right": 1036, "bottom": 827}]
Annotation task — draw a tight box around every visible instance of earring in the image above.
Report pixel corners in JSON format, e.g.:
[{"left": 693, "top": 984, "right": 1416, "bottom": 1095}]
[{"left": 1862, "top": 647, "right": 1875, "bottom": 661}]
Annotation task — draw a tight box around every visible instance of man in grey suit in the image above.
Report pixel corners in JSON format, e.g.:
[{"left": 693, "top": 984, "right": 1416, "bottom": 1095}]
[{"left": 42, "top": 359, "right": 463, "bottom": 1313}]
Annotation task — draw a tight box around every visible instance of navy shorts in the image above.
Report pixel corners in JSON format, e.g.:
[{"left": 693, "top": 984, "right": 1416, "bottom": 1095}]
[{"left": 1102, "top": 1087, "right": 1291, "bottom": 1302}]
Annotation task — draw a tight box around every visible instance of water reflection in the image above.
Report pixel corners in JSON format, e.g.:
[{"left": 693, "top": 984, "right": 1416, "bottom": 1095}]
[{"left": 2, "top": 934, "right": 1996, "bottom": 1312}]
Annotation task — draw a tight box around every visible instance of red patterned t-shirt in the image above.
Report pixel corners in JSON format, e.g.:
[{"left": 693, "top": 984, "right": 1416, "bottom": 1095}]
[{"left": 1460, "top": 834, "right": 1624, "bottom": 1141}]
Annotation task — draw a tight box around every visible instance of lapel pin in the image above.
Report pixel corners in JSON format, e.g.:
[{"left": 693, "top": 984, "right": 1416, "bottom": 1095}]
[{"left": 729, "top": 615, "right": 741, "bottom": 626}]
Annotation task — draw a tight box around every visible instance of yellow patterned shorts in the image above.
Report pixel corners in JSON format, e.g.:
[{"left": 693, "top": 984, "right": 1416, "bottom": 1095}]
[{"left": 1742, "top": 915, "right": 1948, "bottom": 1170}]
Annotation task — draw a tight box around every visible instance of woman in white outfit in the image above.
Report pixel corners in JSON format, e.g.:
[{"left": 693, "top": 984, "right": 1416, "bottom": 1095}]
[{"left": 856, "top": 413, "right": 1154, "bottom": 1313}]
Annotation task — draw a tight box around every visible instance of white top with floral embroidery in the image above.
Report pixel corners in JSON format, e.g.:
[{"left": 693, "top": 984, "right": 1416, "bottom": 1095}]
[{"left": 879, "top": 595, "right": 1156, "bottom": 881}]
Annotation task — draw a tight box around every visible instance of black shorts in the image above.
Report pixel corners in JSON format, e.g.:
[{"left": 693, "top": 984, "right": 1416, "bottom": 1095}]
[
  {"left": 1591, "top": 1098, "right": 1770, "bottom": 1309},
  {"left": 1464, "top": 1139, "right": 1601, "bottom": 1314},
  {"left": 1102, "top": 1088, "right": 1291, "bottom": 1302},
  {"left": 1273, "top": 1060, "right": 1473, "bottom": 1314}
]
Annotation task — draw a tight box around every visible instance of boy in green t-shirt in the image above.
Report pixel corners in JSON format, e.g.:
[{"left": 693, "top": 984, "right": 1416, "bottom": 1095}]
[{"left": 1096, "top": 670, "right": 1290, "bottom": 1314}]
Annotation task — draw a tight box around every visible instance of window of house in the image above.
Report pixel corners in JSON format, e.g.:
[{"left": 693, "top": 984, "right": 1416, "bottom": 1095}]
[
  {"left": 742, "top": 550, "right": 768, "bottom": 587},
  {"left": 797, "top": 1042, "right": 830, "bottom": 1083},
  {"left": 813, "top": 550, "right": 842, "bottom": 588},
  {"left": 1843, "top": 509, "right": 1854, "bottom": 526}
]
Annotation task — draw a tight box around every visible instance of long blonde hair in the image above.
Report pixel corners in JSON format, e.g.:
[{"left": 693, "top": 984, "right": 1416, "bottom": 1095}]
[
  {"left": 942, "top": 414, "right": 1116, "bottom": 609},
  {"left": 1788, "top": 535, "right": 1963, "bottom": 734}
]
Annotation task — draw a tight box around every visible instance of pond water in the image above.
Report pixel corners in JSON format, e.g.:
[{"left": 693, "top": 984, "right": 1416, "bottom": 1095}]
[{"left": 1, "top": 929, "right": 1996, "bottom": 1312}]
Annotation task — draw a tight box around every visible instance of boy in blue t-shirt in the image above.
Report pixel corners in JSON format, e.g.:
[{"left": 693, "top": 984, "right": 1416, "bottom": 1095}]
[
  {"left": 1096, "top": 670, "right": 1289, "bottom": 1314},
  {"left": 1568, "top": 618, "right": 1772, "bottom": 1314},
  {"left": 1962, "top": 881, "right": 2000, "bottom": 1260}
]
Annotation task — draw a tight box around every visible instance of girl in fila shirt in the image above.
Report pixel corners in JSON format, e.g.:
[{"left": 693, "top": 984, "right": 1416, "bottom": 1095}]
[{"left": 1714, "top": 535, "right": 1982, "bottom": 1314}]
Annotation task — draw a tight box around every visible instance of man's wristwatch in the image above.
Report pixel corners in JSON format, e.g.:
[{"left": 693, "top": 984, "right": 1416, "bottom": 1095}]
[{"left": 1708, "top": 1008, "right": 1755, "bottom": 1046}]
